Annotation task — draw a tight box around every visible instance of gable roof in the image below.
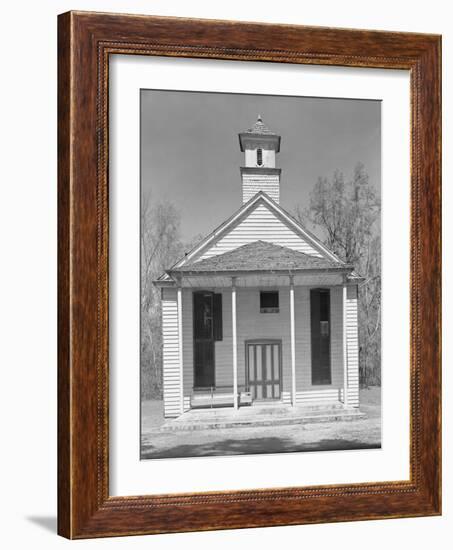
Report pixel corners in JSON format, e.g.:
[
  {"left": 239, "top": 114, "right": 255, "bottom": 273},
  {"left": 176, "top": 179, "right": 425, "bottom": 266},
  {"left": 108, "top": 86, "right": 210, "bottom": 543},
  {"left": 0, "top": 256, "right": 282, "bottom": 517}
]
[
  {"left": 161, "top": 192, "right": 345, "bottom": 281},
  {"left": 169, "top": 240, "right": 351, "bottom": 275}
]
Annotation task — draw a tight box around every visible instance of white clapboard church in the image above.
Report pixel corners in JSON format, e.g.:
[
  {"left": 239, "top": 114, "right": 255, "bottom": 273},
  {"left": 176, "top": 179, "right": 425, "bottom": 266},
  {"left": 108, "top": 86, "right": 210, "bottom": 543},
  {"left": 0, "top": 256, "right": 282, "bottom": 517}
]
[{"left": 155, "top": 116, "right": 362, "bottom": 418}]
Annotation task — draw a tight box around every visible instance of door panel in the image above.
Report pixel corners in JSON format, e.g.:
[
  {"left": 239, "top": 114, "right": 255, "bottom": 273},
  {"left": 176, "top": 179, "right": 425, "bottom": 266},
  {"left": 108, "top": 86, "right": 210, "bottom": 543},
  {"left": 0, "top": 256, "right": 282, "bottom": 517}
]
[
  {"left": 194, "top": 340, "right": 214, "bottom": 388},
  {"left": 246, "top": 341, "right": 281, "bottom": 400}
]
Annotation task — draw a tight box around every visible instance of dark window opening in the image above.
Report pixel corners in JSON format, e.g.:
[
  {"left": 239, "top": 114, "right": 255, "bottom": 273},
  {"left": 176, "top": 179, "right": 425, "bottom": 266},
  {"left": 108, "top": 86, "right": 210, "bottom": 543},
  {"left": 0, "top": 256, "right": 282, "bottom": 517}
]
[
  {"left": 310, "top": 288, "right": 331, "bottom": 385},
  {"left": 257, "top": 148, "right": 263, "bottom": 166},
  {"left": 260, "top": 291, "right": 279, "bottom": 313},
  {"left": 212, "top": 293, "right": 223, "bottom": 341},
  {"left": 193, "top": 291, "right": 223, "bottom": 389}
]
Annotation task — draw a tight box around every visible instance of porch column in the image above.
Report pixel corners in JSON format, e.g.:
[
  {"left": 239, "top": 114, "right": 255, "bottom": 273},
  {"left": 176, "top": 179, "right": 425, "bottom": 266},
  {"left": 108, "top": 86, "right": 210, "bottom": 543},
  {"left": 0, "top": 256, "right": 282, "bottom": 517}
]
[
  {"left": 231, "top": 277, "right": 239, "bottom": 409},
  {"left": 342, "top": 284, "right": 349, "bottom": 408},
  {"left": 177, "top": 283, "right": 184, "bottom": 415},
  {"left": 289, "top": 275, "right": 296, "bottom": 407}
]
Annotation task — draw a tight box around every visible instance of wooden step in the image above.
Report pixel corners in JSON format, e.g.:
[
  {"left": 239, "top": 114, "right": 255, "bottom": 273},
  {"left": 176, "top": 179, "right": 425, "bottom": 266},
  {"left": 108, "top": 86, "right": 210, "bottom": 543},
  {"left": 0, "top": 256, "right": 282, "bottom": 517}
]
[
  {"left": 160, "top": 409, "right": 366, "bottom": 432},
  {"left": 191, "top": 392, "right": 252, "bottom": 408}
]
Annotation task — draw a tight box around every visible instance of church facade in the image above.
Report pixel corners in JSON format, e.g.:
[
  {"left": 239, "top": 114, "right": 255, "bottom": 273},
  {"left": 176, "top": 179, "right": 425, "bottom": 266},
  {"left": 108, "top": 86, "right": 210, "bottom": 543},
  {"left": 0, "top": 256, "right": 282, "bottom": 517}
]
[{"left": 154, "top": 116, "right": 362, "bottom": 418}]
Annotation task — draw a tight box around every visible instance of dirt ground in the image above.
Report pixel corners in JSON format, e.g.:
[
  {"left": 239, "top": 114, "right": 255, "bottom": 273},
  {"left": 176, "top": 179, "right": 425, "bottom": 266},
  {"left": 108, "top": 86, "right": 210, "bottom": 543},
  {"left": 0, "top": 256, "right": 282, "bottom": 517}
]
[{"left": 141, "top": 387, "right": 381, "bottom": 459}]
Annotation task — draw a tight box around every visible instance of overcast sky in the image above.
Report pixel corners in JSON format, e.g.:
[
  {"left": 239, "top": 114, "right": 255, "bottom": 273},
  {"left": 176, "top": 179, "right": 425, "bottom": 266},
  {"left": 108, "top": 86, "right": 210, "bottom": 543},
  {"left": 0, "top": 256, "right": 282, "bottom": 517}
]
[{"left": 141, "top": 90, "right": 381, "bottom": 242}]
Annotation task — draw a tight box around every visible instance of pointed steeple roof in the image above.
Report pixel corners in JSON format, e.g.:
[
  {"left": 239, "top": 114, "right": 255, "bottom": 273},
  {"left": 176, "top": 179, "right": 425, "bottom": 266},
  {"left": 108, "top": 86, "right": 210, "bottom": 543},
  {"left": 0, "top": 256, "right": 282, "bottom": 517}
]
[
  {"left": 239, "top": 115, "right": 281, "bottom": 152},
  {"left": 243, "top": 115, "right": 276, "bottom": 135}
]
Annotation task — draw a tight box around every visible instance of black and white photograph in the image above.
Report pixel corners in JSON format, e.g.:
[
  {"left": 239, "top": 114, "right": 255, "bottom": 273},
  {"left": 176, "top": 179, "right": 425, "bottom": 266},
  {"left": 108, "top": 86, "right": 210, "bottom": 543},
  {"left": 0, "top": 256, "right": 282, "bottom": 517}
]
[
  {"left": 140, "top": 90, "right": 382, "bottom": 460},
  {"left": 1, "top": 0, "right": 446, "bottom": 545}
]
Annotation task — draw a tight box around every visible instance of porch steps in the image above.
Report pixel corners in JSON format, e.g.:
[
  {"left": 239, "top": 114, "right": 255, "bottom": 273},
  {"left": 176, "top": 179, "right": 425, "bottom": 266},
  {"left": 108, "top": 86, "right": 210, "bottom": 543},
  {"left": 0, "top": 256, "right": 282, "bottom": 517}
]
[
  {"left": 251, "top": 402, "right": 346, "bottom": 413},
  {"left": 160, "top": 406, "right": 366, "bottom": 432}
]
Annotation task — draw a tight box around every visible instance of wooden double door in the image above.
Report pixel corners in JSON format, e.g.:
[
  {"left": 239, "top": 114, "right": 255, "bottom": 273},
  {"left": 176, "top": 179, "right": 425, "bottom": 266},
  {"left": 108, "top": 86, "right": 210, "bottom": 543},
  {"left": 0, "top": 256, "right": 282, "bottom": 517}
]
[{"left": 246, "top": 340, "right": 282, "bottom": 400}]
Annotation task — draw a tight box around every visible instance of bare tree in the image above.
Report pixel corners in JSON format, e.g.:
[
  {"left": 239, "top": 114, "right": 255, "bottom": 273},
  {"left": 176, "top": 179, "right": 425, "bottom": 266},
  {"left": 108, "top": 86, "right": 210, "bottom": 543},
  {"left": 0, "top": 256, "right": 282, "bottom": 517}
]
[
  {"left": 140, "top": 191, "right": 205, "bottom": 400},
  {"left": 141, "top": 192, "right": 184, "bottom": 399},
  {"left": 298, "top": 163, "right": 381, "bottom": 386}
]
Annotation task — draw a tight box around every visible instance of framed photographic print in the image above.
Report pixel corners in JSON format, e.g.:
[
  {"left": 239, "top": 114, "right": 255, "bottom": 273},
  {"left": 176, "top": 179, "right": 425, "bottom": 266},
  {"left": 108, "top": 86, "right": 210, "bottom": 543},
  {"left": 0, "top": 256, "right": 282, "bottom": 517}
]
[{"left": 58, "top": 11, "right": 441, "bottom": 538}]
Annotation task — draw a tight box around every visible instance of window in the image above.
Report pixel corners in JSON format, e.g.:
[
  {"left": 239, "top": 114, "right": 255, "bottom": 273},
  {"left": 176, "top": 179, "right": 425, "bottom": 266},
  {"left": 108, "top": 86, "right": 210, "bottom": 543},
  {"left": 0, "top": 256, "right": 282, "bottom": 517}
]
[
  {"left": 257, "top": 148, "right": 263, "bottom": 166},
  {"left": 260, "top": 291, "right": 279, "bottom": 313},
  {"left": 310, "top": 288, "right": 331, "bottom": 385}
]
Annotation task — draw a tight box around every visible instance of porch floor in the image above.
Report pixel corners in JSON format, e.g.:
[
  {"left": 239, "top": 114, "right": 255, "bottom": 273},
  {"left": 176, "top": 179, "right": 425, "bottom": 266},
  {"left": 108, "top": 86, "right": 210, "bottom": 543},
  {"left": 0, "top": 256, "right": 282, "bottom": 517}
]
[{"left": 160, "top": 402, "right": 366, "bottom": 432}]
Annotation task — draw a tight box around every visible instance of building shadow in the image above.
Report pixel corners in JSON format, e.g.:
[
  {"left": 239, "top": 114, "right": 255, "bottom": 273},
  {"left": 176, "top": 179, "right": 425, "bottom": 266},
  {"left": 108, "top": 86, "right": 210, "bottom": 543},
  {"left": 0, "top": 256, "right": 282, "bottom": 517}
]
[
  {"left": 26, "top": 515, "right": 57, "bottom": 534},
  {"left": 141, "top": 435, "right": 380, "bottom": 459}
]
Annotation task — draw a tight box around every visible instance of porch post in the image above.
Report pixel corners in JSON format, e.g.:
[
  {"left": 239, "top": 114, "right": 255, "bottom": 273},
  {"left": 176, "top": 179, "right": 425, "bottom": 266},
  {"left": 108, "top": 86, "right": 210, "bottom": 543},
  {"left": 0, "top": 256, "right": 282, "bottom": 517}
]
[
  {"left": 342, "top": 284, "right": 349, "bottom": 408},
  {"left": 177, "top": 282, "right": 184, "bottom": 415},
  {"left": 289, "top": 275, "right": 296, "bottom": 407},
  {"left": 232, "top": 277, "right": 239, "bottom": 410}
]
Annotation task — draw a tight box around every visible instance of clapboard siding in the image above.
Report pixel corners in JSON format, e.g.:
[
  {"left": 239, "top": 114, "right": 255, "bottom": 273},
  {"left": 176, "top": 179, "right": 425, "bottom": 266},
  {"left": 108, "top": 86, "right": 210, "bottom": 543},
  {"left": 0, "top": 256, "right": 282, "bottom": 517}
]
[
  {"left": 197, "top": 203, "right": 323, "bottom": 261},
  {"left": 296, "top": 389, "right": 343, "bottom": 402},
  {"left": 181, "top": 289, "right": 237, "bottom": 391},
  {"left": 162, "top": 288, "right": 182, "bottom": 418},
  {"left": 293, "top": 288, "right": 310, "bottom": 393},
  {"left": 182, "top": 289, "right": 193, "bottom": 395},
  {"left": 213, "top": 289, "right": 235, "bottom": 386},
  {"left": 346, "top": 285, "right": 360, "bottom": 407},
  {"left": 242, "top": 173, "right": 280, "bottom": 204},
  {"left": 178, "top": 286, "right": 347, "bottom": 406},
  {"left": 294, "top": 285, "right": 344, "bottom": 405},
  {"left": 236, "top": 288, "right": 290, "bottom": 389}
]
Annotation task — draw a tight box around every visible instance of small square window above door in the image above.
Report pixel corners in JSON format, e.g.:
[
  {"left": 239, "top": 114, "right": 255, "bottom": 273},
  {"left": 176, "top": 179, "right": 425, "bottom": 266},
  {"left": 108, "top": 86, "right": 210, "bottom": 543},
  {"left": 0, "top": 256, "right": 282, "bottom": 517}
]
[{"left": 260, "top": 291, "right": 279, "bottom": 313}]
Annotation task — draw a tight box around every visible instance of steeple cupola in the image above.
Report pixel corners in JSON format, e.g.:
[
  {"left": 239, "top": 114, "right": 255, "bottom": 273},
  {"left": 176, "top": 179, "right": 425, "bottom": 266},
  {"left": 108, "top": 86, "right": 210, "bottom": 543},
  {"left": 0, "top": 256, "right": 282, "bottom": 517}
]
[{"left": 238, "top": 115, "right": 282, "bottom": 204}]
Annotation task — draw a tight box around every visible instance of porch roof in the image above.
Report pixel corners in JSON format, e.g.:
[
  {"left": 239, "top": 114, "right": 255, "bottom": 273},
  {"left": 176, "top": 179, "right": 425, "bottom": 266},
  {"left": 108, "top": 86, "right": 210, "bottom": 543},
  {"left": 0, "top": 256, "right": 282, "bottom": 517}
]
[{"left": 167, "top": 240, "right": 352, "bottom": 276}]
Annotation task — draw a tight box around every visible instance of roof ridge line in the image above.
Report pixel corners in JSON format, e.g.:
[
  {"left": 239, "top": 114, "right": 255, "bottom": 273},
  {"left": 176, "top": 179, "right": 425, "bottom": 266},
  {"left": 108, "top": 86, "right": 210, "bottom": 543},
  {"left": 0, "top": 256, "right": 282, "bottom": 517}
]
[{"left": 164, "top": 190, "right": 346, "bottom": 274}]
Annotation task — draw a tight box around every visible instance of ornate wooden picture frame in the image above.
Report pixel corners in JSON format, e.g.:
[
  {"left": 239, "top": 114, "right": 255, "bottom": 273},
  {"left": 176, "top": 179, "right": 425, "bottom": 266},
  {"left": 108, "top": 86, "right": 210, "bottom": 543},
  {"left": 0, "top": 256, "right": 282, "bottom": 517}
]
[{"left": 58, "top": 11, "right": 441, "bottom": 539}]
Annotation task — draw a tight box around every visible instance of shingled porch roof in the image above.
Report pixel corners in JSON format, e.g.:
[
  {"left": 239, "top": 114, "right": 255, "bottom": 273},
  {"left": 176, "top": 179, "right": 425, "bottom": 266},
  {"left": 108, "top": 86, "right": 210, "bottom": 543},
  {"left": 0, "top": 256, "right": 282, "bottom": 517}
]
[{"left": 167, "top": 240, "right": 353, "bottom": 275}]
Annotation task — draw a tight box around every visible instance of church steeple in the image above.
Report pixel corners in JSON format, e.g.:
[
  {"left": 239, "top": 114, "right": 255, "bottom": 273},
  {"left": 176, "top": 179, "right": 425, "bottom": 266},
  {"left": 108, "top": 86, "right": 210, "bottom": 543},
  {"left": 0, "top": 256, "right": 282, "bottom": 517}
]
[{"left": 238, "top": 116, "right": 282, "bottom": 204}]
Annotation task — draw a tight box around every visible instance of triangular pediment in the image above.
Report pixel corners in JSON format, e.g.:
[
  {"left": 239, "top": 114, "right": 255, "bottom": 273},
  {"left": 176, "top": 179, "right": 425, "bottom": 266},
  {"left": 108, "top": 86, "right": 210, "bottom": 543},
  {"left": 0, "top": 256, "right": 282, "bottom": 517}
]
[{"left": 166, "top": 193, "right": 343, "bottom": 276}]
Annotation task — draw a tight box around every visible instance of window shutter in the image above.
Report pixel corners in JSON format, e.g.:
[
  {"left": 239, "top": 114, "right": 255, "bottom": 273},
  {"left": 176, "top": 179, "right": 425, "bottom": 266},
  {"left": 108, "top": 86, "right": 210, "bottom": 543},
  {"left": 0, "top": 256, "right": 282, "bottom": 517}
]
[{"left": 213, "top": 293, "right": 223, "bottom": 341}]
